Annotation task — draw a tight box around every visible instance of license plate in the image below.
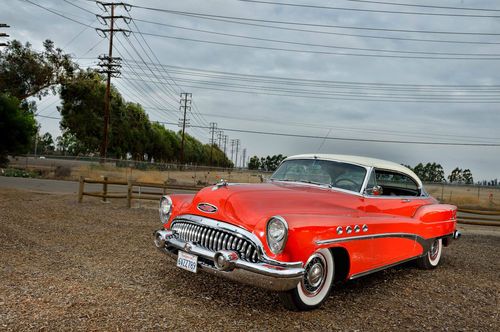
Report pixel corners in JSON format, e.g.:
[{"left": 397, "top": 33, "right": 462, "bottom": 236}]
[{"left": 177, "top": 251, "right": 198, "bottom": 273}]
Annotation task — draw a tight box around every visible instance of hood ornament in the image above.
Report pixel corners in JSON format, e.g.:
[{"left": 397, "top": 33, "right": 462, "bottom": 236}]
[
  {"left": 197, "top": 203, "right": 218, "bottom": 213},
  {"left": 212, "top": 179, "right": 228, "bottom": 191}
]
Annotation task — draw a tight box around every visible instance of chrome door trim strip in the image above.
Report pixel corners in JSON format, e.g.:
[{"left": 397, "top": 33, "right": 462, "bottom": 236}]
[{"left": 316, "top": 232, "right": 420, "bottom": 246}]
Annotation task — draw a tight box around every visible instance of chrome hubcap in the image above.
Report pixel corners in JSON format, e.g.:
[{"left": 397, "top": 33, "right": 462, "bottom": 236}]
[
  {"left": 308, "top": 263, "right": 324, "bottom": 288},
  {"left": 302, "top": 254, "right": 327, "bottom": 296},
  {"left": 429, "top": 240, "right": 439, "bottom": 260}
]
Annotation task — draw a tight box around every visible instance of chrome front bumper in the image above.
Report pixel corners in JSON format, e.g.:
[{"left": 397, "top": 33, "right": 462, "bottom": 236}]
[{"left": 154, "top": 229, "right": 304, "bottom": 292}]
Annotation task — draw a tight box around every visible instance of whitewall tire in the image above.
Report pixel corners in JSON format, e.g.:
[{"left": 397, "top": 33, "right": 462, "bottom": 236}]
[
  {"left": 279, "top": 249, "right": 334, "bottom": 311},
  {"left": 417, "top": 238, "right": 442, "bottom": 269}
]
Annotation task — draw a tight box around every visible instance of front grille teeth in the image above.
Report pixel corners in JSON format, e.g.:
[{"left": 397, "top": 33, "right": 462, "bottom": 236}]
[{"left": 171, "top": 220, "right": 260, "bottom": 263}]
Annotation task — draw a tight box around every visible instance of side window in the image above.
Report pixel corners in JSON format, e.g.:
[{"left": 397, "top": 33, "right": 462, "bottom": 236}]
[{"left": 373, "top": 170, "right": 419, "bottom": 197}]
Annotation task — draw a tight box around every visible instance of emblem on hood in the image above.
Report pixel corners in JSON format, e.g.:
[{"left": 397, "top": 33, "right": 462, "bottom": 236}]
[{"left": 197, "top": 203, "right": 218, "bottom": 213}]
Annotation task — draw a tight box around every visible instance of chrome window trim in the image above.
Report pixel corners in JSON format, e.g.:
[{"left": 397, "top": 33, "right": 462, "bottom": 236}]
[
  {"left": 171, "top": 214, "right": 299, "bottom": 267},
  {"left": 270, "top": 158, "right": 370, "bottom": 196},
  {"left": 361, "top": 167, "right": 429, "bottom": 199}
]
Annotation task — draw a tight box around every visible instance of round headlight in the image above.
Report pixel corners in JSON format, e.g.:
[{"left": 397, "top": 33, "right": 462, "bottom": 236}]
[
  {"left": 266, "top": 216, "right": 288, "bottom": 254},
  {"left": 159, "top": 196, "right": 173, "bottom": 223}
]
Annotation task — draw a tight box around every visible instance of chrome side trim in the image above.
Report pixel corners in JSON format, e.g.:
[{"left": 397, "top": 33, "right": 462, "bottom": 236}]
[
  {"left": 172, "top": 214, "right": 301, "bottom": 267},
  {"left": 316, "top": 232, "right": 419, "bottom": 246}
]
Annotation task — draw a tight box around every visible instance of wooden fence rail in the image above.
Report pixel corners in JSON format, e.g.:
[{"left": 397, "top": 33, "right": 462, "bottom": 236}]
[{"left": 78, "top": 176, "right": 201, "bottom": 207}]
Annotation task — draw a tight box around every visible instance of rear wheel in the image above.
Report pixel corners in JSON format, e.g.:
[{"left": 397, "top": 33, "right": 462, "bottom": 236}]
[
  {"left": 279, "top": 249, "right": 334, "bottom": 311},
  {"left": 417, "top": 238, "right": 442, "bottom": 269}
]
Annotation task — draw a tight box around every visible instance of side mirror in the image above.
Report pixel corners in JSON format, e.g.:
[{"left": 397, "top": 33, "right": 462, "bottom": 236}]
[{"left": 366, "top": 185, "right": 383, "bottom": 196}]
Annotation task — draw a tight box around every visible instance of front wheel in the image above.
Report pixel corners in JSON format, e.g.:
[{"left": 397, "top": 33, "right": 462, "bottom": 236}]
[
  {"left": 278, "top": 249, "right": 334, "bottom": 311},
  {"left": 417, "top": 238, "right": 442, "bottom": 269}
]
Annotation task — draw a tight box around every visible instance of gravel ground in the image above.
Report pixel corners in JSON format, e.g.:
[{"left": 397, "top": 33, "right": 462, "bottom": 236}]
[{"left": 1, "top": 188, "right": 499, "bottom": 331}]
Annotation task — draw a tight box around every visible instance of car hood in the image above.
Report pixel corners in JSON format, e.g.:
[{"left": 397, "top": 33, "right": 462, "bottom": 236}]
[{"left": 179, "top": 182, "right": 363, "bottom": 231}]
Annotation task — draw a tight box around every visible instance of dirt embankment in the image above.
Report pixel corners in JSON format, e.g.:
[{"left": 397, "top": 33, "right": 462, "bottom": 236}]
[{"left": 0, "top": 188, "right": 499, "bottom": 331}]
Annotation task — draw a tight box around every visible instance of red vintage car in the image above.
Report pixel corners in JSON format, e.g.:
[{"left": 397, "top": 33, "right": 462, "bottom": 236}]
[{"left": 154, "top": 154, "right": 460, "bottom": 311}]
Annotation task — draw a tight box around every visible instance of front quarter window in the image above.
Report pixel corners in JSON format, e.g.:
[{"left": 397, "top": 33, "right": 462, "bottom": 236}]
[{"left": 271, "top": 159, "right": 367, "bottom": 193}]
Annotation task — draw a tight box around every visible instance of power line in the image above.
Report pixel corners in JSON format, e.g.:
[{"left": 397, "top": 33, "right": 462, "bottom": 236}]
[
  {"left": 237, "top": 0, "right": 500, "bottom": 18},
  {"left": 122, "top": 76, "right": 500, "bottom": 104},
  {"left": 130, "top": 20, "right": 500, "bottom": 57},
  {"left": 129, "top": 5, "right": 500, "bottom": 36},
  {"left": 121, "top": 74, "right": 500, "bottom": 101},
  {"left": 339, "top": 0, "right": 500, "bottom": 12},
  {"left": 134, "top": 31, "right": 500, "bottom": 61},
  {"left": 22, "top": 0, "right": 94, "bottom": 28},
  {"left": 34, "top": 114, "right": 500, "bottom": 147},
  {"left": 118, "top": 60, "right": 500, "bottom": 89},
  {"left": 141, "top": 105, "right": 500, "bottom": 142},
  {"left": 133, "top": 17, "right": 500, "bottom": 46}
]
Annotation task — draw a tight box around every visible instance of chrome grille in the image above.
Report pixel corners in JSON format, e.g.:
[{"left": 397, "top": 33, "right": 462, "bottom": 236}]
[{"left": 171, "top": 220, "right": 260, "bottom": 263}]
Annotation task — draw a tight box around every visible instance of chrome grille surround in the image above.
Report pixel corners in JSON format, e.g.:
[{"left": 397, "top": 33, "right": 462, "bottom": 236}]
[{"left": 171, "top": 218, "right": 261, "bottom": 263}]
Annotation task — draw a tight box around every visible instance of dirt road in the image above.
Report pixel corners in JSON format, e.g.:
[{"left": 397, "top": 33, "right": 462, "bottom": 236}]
[{"left": 0, "top": 188, "right": 498, "bottom": 331}]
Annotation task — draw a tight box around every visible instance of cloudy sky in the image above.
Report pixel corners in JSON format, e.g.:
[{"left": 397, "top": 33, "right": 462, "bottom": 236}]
[{"left": 2, "top": 0, "right": 499, "bottom": 180}]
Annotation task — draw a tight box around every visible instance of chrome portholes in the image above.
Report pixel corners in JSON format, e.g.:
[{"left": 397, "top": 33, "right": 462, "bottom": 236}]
[
  {"left": 346, "top": 226, "right": 352, "bottom": 234},
  {"left": 362, "top": 224, "right": 368, "bottom": 232},
  {"left": 336, "top": 226, "right": 343, "bottom": 235},
  {"left": 354, "top": 225, "right": 360, "bottom": 233}
]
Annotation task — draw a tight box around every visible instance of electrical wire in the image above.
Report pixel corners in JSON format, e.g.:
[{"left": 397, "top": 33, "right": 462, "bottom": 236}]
[
  {"left": 130, "top": 19, "right": 500, "bottom": 57},
  {"left": 129, "top": 5, "right": 500, "bottom": 36},
  {"left": 236, "top": 0, "right": 500, "bottom": 18}
]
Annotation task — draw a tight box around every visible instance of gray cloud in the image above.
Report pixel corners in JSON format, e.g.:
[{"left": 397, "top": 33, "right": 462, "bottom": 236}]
[{"left": 2, "top": 0, "right": 499, "bottom": 180}]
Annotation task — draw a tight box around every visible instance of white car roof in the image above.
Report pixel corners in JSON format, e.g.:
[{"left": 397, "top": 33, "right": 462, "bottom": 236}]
[{"left": 285, "top": 154, "right": 423, "bottom": 187}]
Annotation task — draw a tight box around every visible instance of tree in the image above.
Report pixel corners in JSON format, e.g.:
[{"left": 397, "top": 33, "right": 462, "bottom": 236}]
[
  {"left": 448, "top": 167, "right": 464, "bottom": 184},
  {"left": 248, "top": 156, "right": 260, "bottom": 170},
  {"left": 462, "top": 169, "right": 473, "bottom": 185},
  {"left": 0, "top": 40, "right": 77, "bottom": 101},
  {"left": 410, "top": 162, "right": 444, "bottom": 183},
  {"left": 0, "top": 94, "right": 37, "bottom": 165},
  {"left": 56, "top": 130, "right": 85, "bottom": 156}
]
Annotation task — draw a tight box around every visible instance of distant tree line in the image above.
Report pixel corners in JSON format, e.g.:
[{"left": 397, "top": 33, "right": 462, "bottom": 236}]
[
  {"left": 248, "top": 154, "right": 287, "bottom": 171},
  {"left": 403, "top": 162, "right": 474, "bottom": 185},
  {"left": 0, "top": 39, "right": 232, "bottom": 167}
]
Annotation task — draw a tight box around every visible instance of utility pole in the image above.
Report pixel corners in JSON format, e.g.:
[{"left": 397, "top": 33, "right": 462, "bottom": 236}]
[
  {"left": 242, "top": 148, "right": 247, "bottom": 169},
  {"left": 179, "top": 92, "right": 192, "bottom": 165},
  {"left": 230, "top": 139, "right": 236, "bottom": 166},
  {"left": 209, "top": 122, "right": 217, "bottom": 166},
  {"left": 95, "top": 2, "right": 131, "bottom": 163},
  {"left": 234, "top": 139, "right": 240, "bottom": 168},
  {"left": 223, "top": 135, "right": 228, "bottom": 156},
  {"left": 0, "top": 23, "right": 10, "bottom": 47},
  {"left": 217, "top": 130, "right": 224, "bottom": 148}
]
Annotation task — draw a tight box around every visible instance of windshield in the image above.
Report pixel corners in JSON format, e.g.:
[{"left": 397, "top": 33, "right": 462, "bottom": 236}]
[{"left": 270, "top": 159, "right": 367, "bottom": 193}]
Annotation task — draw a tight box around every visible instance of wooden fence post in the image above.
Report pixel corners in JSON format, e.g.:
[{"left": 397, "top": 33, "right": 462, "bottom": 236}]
[
  {"left": 78, "top": 176, "right": 84, "bottom": 203},
  {"left": 102, "top": 176, "right": 108, "bottom": 203},
  {"left": 127, "top": 179, "right": 132, "bottom": 208},
  {"left": 163, "top": 180, "right": 168, "bottom": 195}
]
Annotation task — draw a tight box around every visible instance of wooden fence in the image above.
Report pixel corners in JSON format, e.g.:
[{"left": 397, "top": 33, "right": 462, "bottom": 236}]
[
  {"left": 457, "top": 208, "right": 500, "bottom": 226},
  {"left": 77, "top": 176, "right": 200, "bottom": 208}
]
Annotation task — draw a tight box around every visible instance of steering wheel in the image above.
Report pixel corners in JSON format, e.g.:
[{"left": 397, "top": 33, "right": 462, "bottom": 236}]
[{"left": 333, "top": 178, "right": 359, "bottom": 190}]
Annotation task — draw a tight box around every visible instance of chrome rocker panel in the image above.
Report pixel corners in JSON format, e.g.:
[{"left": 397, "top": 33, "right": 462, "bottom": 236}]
[{"left": 154, "top": 229, "right": 305, "bottom": 292}]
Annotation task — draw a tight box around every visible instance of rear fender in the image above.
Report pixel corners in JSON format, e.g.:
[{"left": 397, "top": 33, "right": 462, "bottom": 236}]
[{"left": 413, "top": 204, "right": 457, "bottom": 222}]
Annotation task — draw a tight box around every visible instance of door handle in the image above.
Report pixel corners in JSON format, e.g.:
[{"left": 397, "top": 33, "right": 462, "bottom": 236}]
[{"left": 401, "top": 199, "right": 412, "bottom": 203}]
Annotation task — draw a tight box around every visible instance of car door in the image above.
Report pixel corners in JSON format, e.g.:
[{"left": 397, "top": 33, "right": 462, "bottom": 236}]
[{"left": 363, "top": 169, "right": 429, "bottom": 267}]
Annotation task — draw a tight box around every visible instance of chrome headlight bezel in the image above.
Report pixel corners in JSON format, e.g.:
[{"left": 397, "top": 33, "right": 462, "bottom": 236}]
[
  {"left": 159, "top": 195, "right": 173, "bottom": 223},
  {"left": 266, "top": 216, "right": 288, "bottom": 254}
]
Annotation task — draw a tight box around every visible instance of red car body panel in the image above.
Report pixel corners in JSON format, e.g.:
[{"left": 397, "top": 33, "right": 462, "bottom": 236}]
[{"left": 165, "top": 181, "right": 457, "bottom": 279}]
